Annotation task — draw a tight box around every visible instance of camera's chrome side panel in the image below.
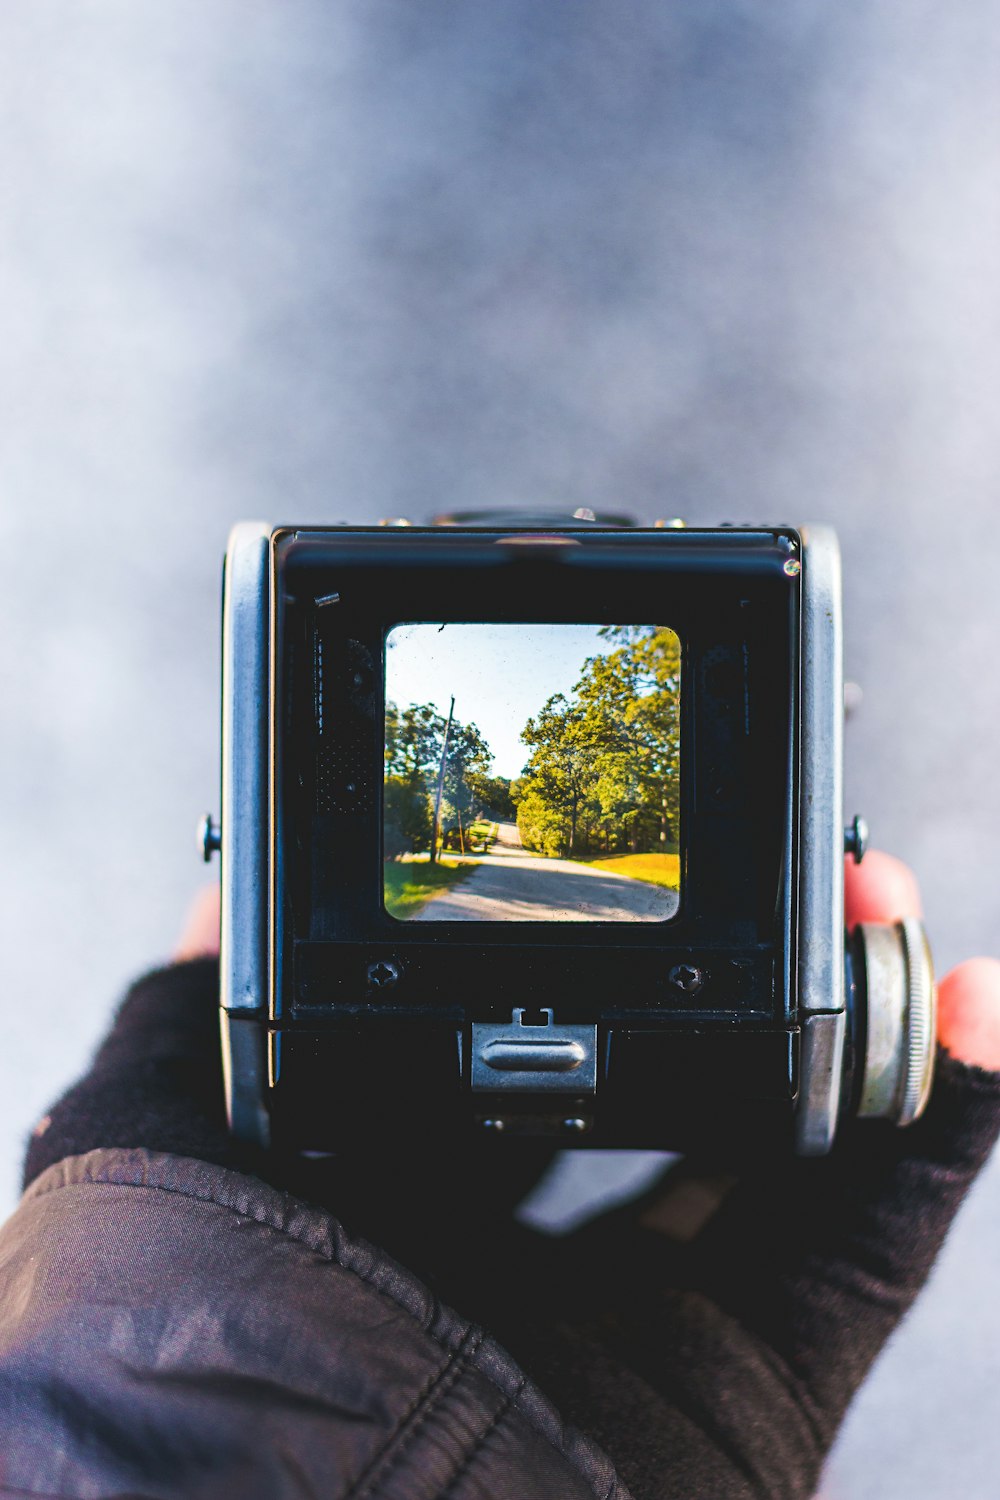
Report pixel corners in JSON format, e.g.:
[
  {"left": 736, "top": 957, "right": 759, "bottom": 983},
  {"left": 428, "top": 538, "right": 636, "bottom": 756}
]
[
  {"left": 794, "top": 525, "right": 846, "bottom": 1155},
  {"left": 219, "top": 520, "right": 273, "bottom": 1147}
]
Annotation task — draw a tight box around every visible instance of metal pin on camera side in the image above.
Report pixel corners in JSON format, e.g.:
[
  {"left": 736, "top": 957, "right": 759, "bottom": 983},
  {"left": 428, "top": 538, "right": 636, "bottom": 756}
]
[
  {"left": 197, "top": 814, "right": 221, "bottom": 862},
  {"left": 844, "top": 815, "right": 869, "bottom": 864}
]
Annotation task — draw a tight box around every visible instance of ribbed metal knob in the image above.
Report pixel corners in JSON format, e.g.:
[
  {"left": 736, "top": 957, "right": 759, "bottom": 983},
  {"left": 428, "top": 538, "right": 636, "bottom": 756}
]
[{"left": 856, "top": 918, "right": 937, "bottom": 1126}]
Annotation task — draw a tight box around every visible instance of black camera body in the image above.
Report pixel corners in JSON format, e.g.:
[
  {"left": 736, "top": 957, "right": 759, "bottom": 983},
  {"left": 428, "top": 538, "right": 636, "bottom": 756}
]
[{"left": 213, "top": 516, "right": 935, "bottom": 1157}]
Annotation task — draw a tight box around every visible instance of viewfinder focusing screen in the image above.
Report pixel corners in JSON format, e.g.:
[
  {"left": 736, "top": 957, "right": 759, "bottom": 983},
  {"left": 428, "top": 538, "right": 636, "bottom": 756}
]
[{"left": 383, "top": 623, "right": 681, "bottom": 922}]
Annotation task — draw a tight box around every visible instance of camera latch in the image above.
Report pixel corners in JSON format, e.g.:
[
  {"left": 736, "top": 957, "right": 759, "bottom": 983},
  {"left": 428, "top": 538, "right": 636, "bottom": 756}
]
[{"left": 471, "top": 1009, "right": 598, "bottom": 1094}]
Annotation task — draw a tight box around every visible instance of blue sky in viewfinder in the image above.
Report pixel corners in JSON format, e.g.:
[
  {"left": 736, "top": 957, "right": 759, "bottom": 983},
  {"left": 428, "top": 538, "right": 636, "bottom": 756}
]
[{"left": 385, "top": 623, "right": 635, "bottom": 779}]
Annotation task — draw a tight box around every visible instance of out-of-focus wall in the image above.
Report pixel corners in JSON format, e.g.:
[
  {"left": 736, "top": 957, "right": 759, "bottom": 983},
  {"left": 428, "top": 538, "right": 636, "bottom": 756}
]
[{"left": 1, "top": 5, "right": 998, "bottom": 1494}]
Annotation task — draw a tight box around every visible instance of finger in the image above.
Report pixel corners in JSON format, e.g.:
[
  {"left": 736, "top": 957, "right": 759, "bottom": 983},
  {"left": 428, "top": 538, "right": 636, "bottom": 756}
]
[
  {"left": 173, "top": 884, "right": 221, "bottom": 961},
  {"left": 844, "top": 849, "right": 922, "bottom": 927},
  {"left": 937, "top": 957, "right": 1000, "bottom": 1072}
]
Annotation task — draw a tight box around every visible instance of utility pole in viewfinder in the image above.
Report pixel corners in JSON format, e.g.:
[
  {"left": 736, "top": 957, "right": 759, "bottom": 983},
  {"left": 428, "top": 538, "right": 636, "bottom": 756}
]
[{"left": 430, "top": 696, "right": 455, "bottom": 865}]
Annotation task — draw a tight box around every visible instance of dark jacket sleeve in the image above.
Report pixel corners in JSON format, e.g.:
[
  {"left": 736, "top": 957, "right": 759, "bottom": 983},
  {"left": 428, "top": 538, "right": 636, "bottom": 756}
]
[{"left": 0, "top": 1148, "right": 628, "bottom": 1500}]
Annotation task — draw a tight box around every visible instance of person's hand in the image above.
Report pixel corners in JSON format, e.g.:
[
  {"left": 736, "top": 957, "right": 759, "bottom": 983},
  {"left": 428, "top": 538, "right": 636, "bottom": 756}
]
[
  {"left": 844, "top": 848, "right": 1000, "bottom": 1069},
  {"left": 20, "top": 853, "right": 1000, "bottom": 1499}
]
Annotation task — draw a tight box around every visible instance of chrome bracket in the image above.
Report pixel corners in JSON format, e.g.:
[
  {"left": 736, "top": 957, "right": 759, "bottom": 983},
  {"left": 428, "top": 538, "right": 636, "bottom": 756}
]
[{"left": 471, "top": 1009, "right": 598, "bottom": 1094}]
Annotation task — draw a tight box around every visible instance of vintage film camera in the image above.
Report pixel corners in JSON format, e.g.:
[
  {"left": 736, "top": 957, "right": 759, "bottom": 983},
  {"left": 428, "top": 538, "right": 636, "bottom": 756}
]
[{"left": 205, "top": 513, "right": 936, "bottom": 1157}]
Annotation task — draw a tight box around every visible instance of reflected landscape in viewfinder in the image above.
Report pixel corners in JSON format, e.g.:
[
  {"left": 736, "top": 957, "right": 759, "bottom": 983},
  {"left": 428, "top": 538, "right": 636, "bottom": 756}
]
[{"left": 383, "top": 623, "right": 680, "bottom": 922}]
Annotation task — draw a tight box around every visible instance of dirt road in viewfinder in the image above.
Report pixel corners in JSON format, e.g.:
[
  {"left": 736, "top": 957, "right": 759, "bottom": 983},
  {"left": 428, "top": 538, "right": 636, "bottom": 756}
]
[{"left": 411, "top": 822, "right": 678, "bottom": 922}]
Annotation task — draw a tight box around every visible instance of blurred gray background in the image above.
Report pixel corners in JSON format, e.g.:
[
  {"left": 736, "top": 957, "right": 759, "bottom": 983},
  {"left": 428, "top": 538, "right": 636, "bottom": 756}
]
[{"left": 1, "top": 3, "right": 999, "bottom": 1495}]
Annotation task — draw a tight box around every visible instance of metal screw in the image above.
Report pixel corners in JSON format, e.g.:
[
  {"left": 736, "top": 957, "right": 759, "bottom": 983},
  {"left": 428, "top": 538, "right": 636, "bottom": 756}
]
[
  {"left": 669, "top": 963, "right": 705, "bottom": 995},
  {"left": 367, "top": 959, "right": 401, "bottom": 989},
  {"left": 197, "top": 814, "right": 221, "bottom": 863},
  {"left": 844, "top": 815, "right": 869, "bottom": 864}
]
